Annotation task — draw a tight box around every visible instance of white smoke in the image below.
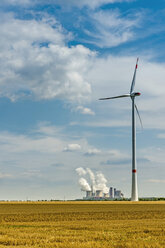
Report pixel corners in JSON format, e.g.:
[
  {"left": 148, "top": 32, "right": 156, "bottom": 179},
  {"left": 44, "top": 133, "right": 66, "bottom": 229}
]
[
  {"left": 76, "top": 167, "right": 109, "bottom": 193},
  {"left": 75, "top": 167, "right": 87, "bottom": 176},
  {"left": 86, "top": 168, "right": 96, "bottom": 191},
  {"left": 79, "top": 178, "right": 91, "bottom": 191},
  {"left": 96, "top": 172, "right": 109, "bottom": 193}
]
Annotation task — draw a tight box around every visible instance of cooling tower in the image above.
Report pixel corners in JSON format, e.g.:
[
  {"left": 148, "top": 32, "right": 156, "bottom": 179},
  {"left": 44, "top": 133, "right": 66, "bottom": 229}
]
[
  {"left": 104, "top": 193, "right": 109, "bottom": 198},
  {"left": 86, "top": 190, "right": 92, "bottom": 198},
  {"left": 96, "top": 190, "right": 103, "bottom": 197}
]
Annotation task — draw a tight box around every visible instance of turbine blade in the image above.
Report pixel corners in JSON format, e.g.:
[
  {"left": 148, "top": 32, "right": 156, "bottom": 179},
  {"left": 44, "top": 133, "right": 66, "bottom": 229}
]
[
  {"left": 99, "top": 94, "right": 130, "bottom": 100},
  {"left": 135, "top": 104, "right": 143, "bottom": 130},
  {"left": 130, "top": 58, "right": 139, "bottom": 94}
]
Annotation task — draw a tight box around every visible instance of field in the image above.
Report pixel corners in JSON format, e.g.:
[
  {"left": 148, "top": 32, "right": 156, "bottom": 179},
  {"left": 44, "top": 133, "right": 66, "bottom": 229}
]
[{"left": 0, "top": 202, "right": 164, "bottom": 247}]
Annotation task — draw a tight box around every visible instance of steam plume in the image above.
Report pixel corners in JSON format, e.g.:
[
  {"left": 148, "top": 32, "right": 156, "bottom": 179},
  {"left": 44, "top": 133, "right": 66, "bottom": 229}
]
[
  {"left": 76, "top": 167, "right": 86, "bottom": 176},
  {"left": 96, "top": 172, "right": 109, "bottom": 193},
  {"left": 86, "top": 168, "right": 96, "bottom": 191},
  {"left": 79, "top": 178, "right": 91, "bottom": 191}
]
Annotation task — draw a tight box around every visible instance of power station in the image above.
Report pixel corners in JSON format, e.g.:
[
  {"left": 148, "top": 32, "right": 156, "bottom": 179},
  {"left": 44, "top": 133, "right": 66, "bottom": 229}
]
[
  {"left": 83, "top": 186, "right": 124, "bottom": 200},
  {"left": 76, "top": 167, "right": 124, "bottom": 201}
]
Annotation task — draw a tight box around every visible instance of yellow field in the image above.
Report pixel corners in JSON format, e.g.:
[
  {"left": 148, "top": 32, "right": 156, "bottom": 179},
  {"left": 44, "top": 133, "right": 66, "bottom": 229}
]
[{"left": 0, "top": 201, "right": 164, "bottom": 247}]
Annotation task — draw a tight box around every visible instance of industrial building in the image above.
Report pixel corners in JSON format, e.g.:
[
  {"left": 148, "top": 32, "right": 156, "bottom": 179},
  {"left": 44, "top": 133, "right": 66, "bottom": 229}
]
[{"left": 83, "top": 187, "right": 124, "bottom": 200}]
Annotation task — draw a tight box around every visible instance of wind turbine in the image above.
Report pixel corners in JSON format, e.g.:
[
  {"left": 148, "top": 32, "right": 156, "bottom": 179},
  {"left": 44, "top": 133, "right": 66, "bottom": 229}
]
[{"left": 99, "top": 58, "right": 141, "bottom": 201}]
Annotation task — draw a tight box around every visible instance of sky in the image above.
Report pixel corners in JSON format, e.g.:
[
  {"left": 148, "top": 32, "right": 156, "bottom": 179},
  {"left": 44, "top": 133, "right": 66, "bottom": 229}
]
[{"left": 0, "top": 0, "right": 165, "bottom": 200}]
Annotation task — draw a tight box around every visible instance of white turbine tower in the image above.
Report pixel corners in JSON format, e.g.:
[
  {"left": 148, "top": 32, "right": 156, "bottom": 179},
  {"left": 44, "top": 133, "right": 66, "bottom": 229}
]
[{"left": 99, "top": 58, "right": 142, "bottom": 201}]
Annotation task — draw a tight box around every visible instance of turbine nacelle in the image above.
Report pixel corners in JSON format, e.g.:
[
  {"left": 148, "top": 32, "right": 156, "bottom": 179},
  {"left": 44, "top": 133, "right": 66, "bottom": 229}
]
[{"left": 131, "top": 92, "right": 141, "bottom": 97}]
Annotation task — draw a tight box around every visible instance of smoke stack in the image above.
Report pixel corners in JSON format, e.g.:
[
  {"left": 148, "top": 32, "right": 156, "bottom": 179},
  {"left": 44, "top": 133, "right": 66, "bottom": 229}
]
[
  {"left": 109, "top": 187, "right": 114, "bottom": 198},
  {"left": 114, "top": 188, "right": 116, "bottom": 198}
]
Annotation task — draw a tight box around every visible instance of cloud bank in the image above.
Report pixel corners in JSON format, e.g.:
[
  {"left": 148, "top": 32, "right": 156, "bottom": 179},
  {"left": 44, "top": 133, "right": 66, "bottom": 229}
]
[
  {"left": 0, "top": 0, "right": 131, "bottom": 8},
  {"left": 0, "top": 14, "right": 93, "bottom": 103}
]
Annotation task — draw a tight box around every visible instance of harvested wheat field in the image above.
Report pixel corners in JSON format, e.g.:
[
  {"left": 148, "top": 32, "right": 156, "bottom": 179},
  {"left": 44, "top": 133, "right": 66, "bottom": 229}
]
[{"left": 0, "top": 201, "right": 164, "bottom": 247}]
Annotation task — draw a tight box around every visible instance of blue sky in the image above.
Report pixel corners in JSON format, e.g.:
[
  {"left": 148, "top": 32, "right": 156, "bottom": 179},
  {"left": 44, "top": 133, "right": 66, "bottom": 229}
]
[{"left": 0, "top": 0, "right": 165, "bottom": 200}]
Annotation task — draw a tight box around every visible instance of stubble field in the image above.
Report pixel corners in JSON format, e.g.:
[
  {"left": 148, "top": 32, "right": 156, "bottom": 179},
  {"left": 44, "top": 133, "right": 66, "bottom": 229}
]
[{"left": 0, "top": 201, "right": 164, "bottom": 247}]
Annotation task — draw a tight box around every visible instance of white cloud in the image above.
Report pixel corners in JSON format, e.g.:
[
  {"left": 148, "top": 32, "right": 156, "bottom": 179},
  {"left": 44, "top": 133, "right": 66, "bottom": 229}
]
[
  {"left": 84, "top": 148, "right": 101, "bottom": 156},
  {"left": 0, "top": 0, "right": 31, "bottom": 6},
  {"left": 0, "top": 14, "right": 93, "bottom": 103},
  {"left": 148, "top": 179, "right": 165, "bottom": 183},
  {"left": 101, "top": 149, "right": 131, "bottom": 165},
  {"left": 54, "top": 0, "right": 131, "bottom": 9},
  {"left": 0, "top": 0, "right": 131, "bottom": 8},
  {"left": 157, "top": 133, "right": 165, "bottom": 139},
  {"left": 22, "top": 170, "right": 41, "bottom": 177},
  {"left": 63, "top": 143, "right": 81, "bottom": 152},
  {"left": 139, "top": 147, "right": 165, "bottom": 165},
  {"left": 76, "top": 106, "right": 95, "bottom": 115},
  {"left": 82, "top": 120, "right": 131, "bottom": 128},
  {"left": 0, "top": 172, "right": 12, "bottom": 179},
  {"left": 107, "top": 149, "right": 129, "bottom": 158},
  {"left": 0, "top": 131, "right": 64, "bottom": 154},
  {"left": 34, "top": 122, "right": 63, "bottom": 136},
  {"left": 0, "top": 14, "right": 165, "bottom": 132},
  {"left": 0, "top": 124, "right": 95, "bottom": 155},
  {"left": 85, "top": 10, "right": 141, "bottom": 47},
  {"left": 0, "top": 123, "right": 91, "bottom": 177}
]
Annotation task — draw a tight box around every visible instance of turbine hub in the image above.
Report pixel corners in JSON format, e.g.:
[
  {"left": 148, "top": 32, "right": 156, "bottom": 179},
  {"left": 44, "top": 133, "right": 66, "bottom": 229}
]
[{"left": 131, "top": 92, "right": 141, "bottom": 97}]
